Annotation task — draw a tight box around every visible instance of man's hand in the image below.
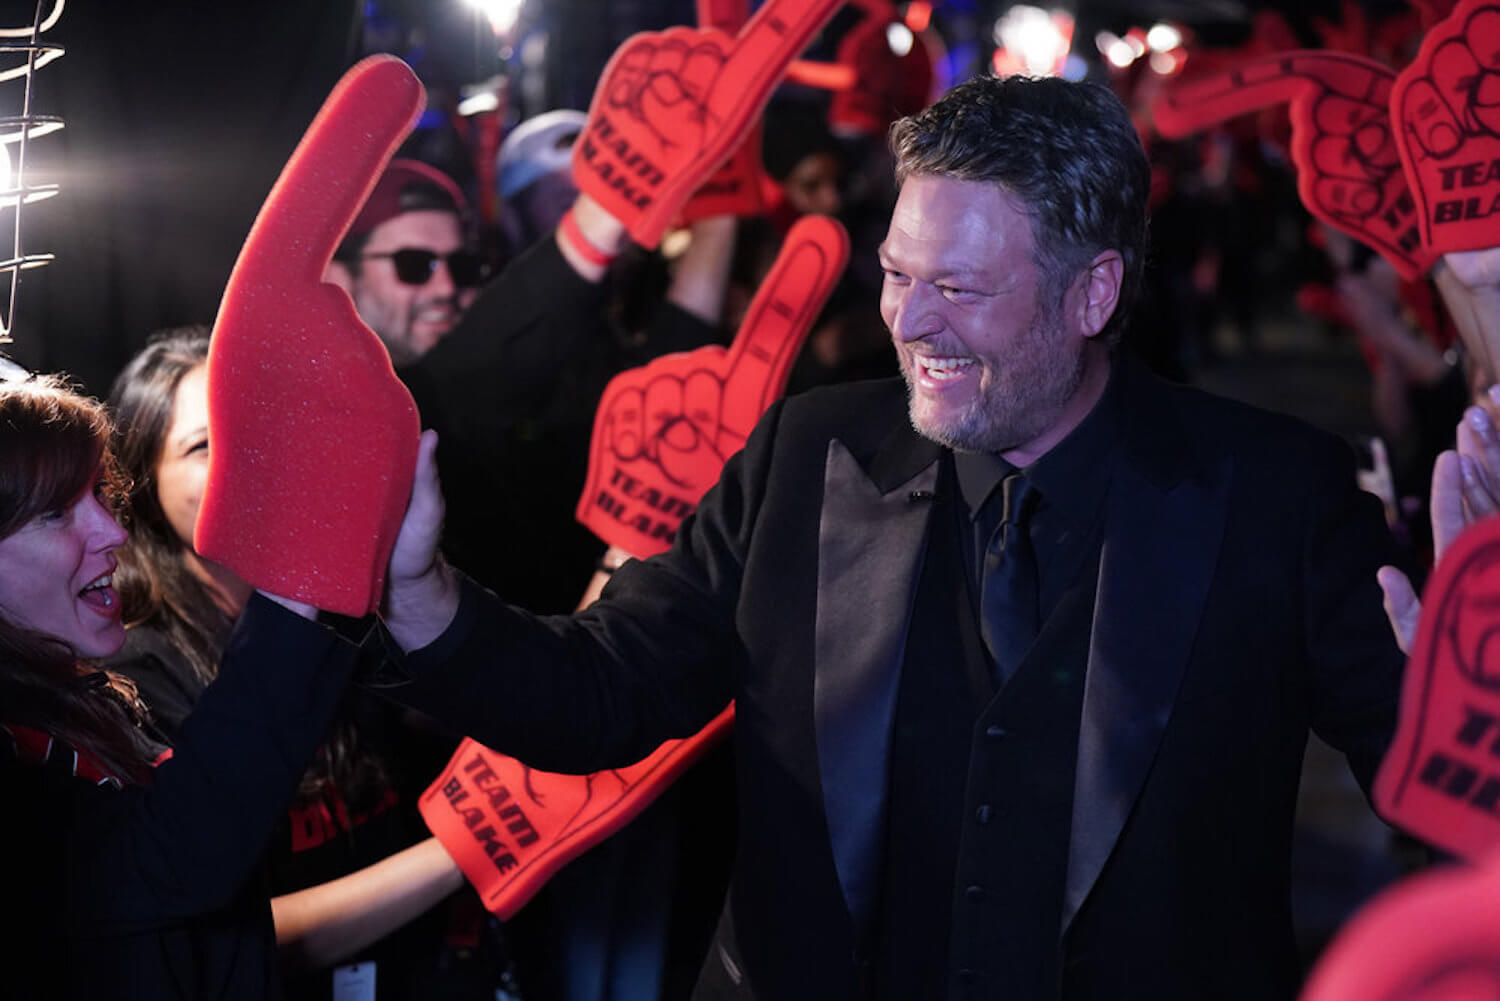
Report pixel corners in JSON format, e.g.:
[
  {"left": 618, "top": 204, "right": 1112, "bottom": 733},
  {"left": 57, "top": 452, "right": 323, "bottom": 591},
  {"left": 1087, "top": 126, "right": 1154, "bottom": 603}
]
[
  {"left": 1379, "top": 401, "right": 1500, "bottom": 653},
  {"left": 196, "top": 56, "right": 424, "bottom": 616},
  {"left": 571, "top": 0, "right": 841, "bottom": 247},
  {"left": 577, "top": 215, "right": 848, "bottom": 557},
  {"left": 383, "top": 430, "right": 459, "bottom": 652}
]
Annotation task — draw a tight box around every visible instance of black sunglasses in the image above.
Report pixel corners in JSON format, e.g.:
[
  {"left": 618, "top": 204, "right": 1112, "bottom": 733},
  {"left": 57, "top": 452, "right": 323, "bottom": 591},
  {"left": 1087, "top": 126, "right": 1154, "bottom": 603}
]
[{"left": 361, "top": 248, "right": 490, "bottom": 289}]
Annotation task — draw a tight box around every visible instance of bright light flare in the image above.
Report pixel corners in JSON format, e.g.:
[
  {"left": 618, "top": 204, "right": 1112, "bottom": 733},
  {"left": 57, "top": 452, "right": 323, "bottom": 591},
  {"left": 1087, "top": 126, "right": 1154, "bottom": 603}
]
[
  {"left": 465, "top": 0, "right": 525, "bottom": 37},
  {"left": 1095, "top": 30, "right": 1136, "bottom": 68},
  {"left": 887, "top": 22, "right": 914, "bottom": 57},
  {"left": 1146, "top": 23, "right": 1182, "bottom": 52},
  {"left": 993, "top": 6, "right": 1075, "bottom": 78},
  {"left": 1150, "top": 48, "right": 1187, "bottom": 75},
  {"left": 457, "top": 91, "right": 500, "bottom": 116}
]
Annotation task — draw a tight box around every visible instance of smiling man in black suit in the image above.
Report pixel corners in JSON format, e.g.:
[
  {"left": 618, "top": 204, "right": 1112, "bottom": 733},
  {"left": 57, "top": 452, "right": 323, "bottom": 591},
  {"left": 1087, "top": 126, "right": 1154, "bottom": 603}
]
[{"left": 377, "top": 74, "right": 1404, "bottom": 1001}]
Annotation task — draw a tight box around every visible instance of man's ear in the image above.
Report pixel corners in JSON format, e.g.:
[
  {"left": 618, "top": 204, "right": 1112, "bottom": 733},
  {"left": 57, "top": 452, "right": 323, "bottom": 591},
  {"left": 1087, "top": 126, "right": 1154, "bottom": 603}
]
[
  {"left": 1069, "top": 250, "right": 1124, "bottom": 340},
  {"left": 323, "top": 259, "right": 355, "bottom": 295}
]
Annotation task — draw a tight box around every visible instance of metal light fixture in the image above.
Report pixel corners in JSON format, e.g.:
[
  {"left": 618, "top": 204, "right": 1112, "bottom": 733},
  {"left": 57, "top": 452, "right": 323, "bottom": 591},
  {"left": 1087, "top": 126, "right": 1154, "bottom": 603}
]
[{"left": 0, "top": 0, "right": 64, "bottom": 344}]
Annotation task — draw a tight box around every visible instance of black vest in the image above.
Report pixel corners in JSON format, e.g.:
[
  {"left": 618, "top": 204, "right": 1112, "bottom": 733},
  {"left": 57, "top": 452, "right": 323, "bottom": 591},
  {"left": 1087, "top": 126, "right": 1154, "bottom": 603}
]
[{"left": 873, "top": 467, "right": 1100, "bottom": 1000}]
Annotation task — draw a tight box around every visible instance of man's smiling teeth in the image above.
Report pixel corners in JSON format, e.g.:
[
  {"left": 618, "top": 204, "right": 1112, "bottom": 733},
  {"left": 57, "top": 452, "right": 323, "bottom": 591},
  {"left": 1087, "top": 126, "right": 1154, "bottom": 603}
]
[{"left": 921, "top": 356, "right": 975, "bottom": 381}]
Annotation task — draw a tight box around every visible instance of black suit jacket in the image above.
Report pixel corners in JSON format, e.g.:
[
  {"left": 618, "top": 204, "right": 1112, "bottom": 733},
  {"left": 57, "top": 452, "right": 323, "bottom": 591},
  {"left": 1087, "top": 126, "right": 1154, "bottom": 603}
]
[{"left": 388, "top": 359, "right": 1403, "bottom": 1000}]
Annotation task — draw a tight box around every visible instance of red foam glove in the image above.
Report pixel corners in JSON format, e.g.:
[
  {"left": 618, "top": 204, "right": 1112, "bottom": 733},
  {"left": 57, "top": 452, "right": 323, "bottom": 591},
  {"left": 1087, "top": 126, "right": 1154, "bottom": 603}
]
[
  {"left": 1154, "top": 51, "right": 1436, "bottom": 280},
  {"left": 571, "top": 0, "right": 842, "bottom": 248},
  {"left": 197, "top": 55, "right": 423, "bottom": 615},
  {"left": 1375, "top": 517, "right": 1500, "bottom": 862},
  {"left": 578, "top": 214, "right": 849, "bottom": 557},
  {"left": 673, "top": 0, "right": 766, "bottom": 225},
  {"left": 420, "top": 216, "right": 848, "bottom": 920},
  {"left": 1392, "top": 0, "right": 1500, "bottom": 257},
  {"left": 420, "top": 707, "right": 734, "bottom": 920},
  {"left": 828, "top": 12, "right": 934, "bottom": 137},
  {"left": 1301, "top": 847, "right": 1500, "bottom": 1001}
]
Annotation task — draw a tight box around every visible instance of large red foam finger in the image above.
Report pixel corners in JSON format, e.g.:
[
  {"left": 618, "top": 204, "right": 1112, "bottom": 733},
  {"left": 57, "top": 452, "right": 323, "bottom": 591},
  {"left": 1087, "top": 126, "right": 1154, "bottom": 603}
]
[
  {"left": 719, "top": 214, "right": 849, "bottom": 441},
  {"left": 1392, "top": 0, "right": 1500, "bottom": 256},
  {"left": 576, "top": 215, "right": 849, "bottom": 557},
  {"left": 572, "top": 0, "right": 841, "bottom": 248},
  {"left": 1154, "top": 51, "right": 1433, "bottom": 280},
  {"left": 1374, "top": 518, "right": 1500, "bottom": 862},
  {"left": 196, "top": 55, "right": 424, "bottom": 615},
  {"left": 420, "top": 707, "right": 735, "bottom": 920}
]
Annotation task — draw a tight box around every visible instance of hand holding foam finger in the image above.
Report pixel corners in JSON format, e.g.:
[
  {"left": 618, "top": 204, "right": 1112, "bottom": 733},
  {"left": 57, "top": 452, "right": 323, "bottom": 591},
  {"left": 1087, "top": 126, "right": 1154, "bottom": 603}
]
[
  {"left": 1154, "top": 51, "right": 1433, "bottom": 279},
  {"left": 1393, "top": 0, "right": 1500, "bottom": 255},
  {"left": 1374, "top": 517, "right": 1500, "bottom": 861},
  {"left": 572, "top": 0, "right": 841, "bottom": 247},
  {"left": 577, "top": 214, "right": 848, "bottom": 557},
  {"left": 196, "top": 55, "right": 424, "bottom": 615}
]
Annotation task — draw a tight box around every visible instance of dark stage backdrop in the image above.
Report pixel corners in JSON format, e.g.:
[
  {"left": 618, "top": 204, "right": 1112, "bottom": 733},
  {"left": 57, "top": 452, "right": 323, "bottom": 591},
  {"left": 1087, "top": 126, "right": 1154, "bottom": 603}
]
[{"left": 7, "top": 0, "right": 360, "bottom": 395}]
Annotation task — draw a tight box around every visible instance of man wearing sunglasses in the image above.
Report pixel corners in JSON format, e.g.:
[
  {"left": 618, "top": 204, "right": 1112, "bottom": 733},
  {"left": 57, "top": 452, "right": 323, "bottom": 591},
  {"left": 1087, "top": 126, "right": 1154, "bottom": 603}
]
[{"left": 325, "top": 160, "right": 489, "bottom": 364}]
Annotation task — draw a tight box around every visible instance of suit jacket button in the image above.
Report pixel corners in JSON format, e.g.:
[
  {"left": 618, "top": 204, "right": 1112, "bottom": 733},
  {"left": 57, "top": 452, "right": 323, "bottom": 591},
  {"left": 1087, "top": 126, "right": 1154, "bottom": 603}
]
[
  {"left": 975, "top": 804, "right": 994, "bottom": 824},
  {"left": 957, "top": 969, "right": 980, "bottom": 985},
  {"left": 965, "top": 884, "right": 986, "bottom": 901},
  {"left": 985, "top": 725, "right": 1006, "bottom": 739}
]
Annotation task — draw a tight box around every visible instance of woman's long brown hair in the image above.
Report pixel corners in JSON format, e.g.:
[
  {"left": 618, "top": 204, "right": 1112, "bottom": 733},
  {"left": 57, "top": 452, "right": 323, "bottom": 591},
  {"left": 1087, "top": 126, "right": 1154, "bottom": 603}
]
[{"left": 0, "top": 375, "right": 153, "bottom": 784}]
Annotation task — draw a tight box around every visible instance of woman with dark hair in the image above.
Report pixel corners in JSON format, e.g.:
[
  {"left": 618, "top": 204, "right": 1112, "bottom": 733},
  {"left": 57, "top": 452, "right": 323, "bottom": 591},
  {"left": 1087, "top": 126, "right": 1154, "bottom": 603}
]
[
  {"left": 105, "top": 329, "right": 482, "bottom": 1000},
  {"left": 0, "top": 372, "right": 375, "bottom": 999}
]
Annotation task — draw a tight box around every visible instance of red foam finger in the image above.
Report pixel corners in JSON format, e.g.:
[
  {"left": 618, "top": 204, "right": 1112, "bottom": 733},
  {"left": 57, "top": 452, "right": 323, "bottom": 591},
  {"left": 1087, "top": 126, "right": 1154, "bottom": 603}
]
[
  {"left": 1375, "top": 517, "right": 1500, "bottom": 862},
  {"left": 1154, "top": 51, "right": 1433, "bottom": 280},
  {"left": 1392, "top": 0, "right": 1500, "bottom": 256},
  {"left": 572, "top": 0, "right": 841, "bottom": 248},
  {"left": 1300, "top": 848, "right": 1500, "bottom": 1001},
  {"left": 576, "top": 216, "right": 848, "bottom": 557},
  {"left": 720, "top": 214, "right": 849, "bottom": 439},
  {"left": 420, "top": 708, "right": 734, "bottom": 920},
  {"left": 196, "top": 55, "right": 424, "bottom": 615},
  {"left": 696, "top": 0, "right": 746, "bottom": 31}
]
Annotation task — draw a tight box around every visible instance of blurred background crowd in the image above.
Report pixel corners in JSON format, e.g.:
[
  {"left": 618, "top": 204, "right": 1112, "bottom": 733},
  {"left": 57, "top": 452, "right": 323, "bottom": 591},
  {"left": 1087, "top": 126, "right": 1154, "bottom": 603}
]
[{"left": 0, "top": 0, "right": 1475, "bottom": 992}]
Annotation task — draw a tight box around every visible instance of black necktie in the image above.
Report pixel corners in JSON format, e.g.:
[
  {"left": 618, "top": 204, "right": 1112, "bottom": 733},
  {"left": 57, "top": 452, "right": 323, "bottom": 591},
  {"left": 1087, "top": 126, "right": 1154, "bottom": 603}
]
[{"left": 980, "top": 473, "right": 1039, "bottom": 684}]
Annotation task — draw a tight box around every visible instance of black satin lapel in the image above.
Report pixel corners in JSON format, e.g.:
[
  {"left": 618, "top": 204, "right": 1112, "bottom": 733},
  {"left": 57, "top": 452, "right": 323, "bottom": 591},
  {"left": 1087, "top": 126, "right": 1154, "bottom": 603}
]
[
  {"left": 814, "top": 438, "right": 940, "bottom": 932},
  {"left": 1061, "top": 451, "right": 1232, "bottom": 933}
]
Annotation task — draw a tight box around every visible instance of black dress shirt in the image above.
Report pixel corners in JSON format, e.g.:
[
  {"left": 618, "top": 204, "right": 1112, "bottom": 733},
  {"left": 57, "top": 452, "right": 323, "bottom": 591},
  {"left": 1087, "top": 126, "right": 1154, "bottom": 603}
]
[{"left": 955, "top": 364, "right": 1124, "bottom": 647}]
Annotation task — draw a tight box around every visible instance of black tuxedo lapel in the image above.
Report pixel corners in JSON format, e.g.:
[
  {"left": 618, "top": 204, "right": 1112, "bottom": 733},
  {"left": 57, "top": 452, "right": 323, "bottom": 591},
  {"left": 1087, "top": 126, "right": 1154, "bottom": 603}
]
[
  {"left": 813, "top": 421, "right": 941, "bottom": 932},
  {"left": 1062, "top": 367, "right": 1232, "bottom": 932}
]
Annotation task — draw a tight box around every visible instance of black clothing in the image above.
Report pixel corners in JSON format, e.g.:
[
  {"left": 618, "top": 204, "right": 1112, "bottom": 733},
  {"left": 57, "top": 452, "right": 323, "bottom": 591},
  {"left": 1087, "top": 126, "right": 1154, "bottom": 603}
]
[
  {"left": 109, "top": 619, "right": 477, "bottom": 1001},
  {"left": 375, "top": 359, "right": 1403, "bottom": 999},
  {"left": 2, "top": 597, "right": 359, "bottom": 1001},
  {"left": 403, "top": 235, "right": 719, "bottom": 615}
]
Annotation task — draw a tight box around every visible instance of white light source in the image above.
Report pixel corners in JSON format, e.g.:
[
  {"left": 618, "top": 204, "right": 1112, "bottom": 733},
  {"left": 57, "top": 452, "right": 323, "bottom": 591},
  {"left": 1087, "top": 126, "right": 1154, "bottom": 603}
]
[
  {"left": 886, "top": 22, "right": 914, "bottom": 58},
  {"left": 464, "top": 0, "right": 525, "bottom": 37},
  {"left": 1095, "top": 30, "right": 1136, "bottom": 68},
  {"left": 994, "top": 5, "right": 1072, "bottom": 77},
  {"left": 1146, "top": 23, "right": 1182, "bottom": 52},
  {"left": 457, "top": 91, "right": 500, "bottom": 116}
]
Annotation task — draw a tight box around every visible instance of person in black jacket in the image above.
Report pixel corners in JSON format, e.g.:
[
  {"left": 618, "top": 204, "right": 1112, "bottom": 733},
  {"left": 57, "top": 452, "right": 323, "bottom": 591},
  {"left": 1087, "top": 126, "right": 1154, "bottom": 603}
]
[
  {"left": 370, "top": 76, "right": 1409, "bottom": 1000},
  {"left": 0, "top": 372, "right": 429, "bottom": 1000}
]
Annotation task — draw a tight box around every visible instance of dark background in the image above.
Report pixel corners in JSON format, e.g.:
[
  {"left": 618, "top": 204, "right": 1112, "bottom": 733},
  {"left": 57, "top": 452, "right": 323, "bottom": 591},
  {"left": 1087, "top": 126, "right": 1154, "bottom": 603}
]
[{"left": 0, "top": 0, "right": 1407, "bottom": 394}]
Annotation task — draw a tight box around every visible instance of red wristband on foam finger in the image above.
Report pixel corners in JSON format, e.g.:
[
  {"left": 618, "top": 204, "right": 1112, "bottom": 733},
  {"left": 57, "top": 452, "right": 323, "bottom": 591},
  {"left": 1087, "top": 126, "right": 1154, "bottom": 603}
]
[
  {"left": 576, "top": 214, "right": 849, "bottom": 557},
  {"left": 571, "top": 0, "right": 842, "bottom": 248},
  {"left": 1153, "top": 51, "right": 1435, "bottom": 280},
  {"left": 420, "top": 707, "right": 734, "bottom": 920},
  {"left": 1391, "top": 0, "right": 1500, "bottom": 257},
  {"left": 1375, "top": 518, "right": 1500, "bottom": 862},
  {"left": 195, "top": 55, "right": 424, "bottom": 616}
]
